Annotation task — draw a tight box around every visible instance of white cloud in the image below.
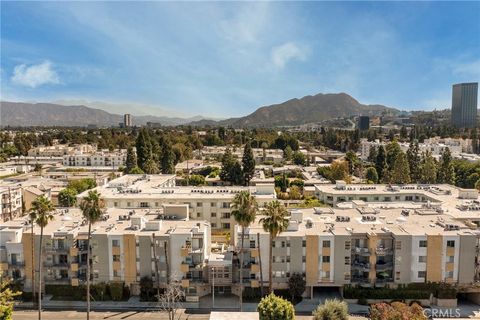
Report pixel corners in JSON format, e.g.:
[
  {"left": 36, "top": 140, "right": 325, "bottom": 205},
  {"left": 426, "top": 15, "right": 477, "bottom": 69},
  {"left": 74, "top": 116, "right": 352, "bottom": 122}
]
[
  {"left": 271, "top": 42, "right": 308, "bottom": 69},
  {"left": 11, "top": 61, "right": 59, "bottom": 88},
  {"left": 453, "top": 59, "right": 480, "bottom": 77}
]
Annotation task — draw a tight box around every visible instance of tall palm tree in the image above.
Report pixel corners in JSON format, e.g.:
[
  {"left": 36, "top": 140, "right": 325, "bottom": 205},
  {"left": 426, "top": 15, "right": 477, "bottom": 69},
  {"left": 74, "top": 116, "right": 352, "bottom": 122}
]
[
  {"left": 31, "top": 196, "right": 54, "bottom": 320},
  {"left": 231, "top": 191, "right": 257, "bottom": 311},
  {"left": 28, "top": 210, "right": 37, "bottom": 308},
  {"left": 260, "top": 200, "right": 289, "bottom": 294},
  {"left": 79, "top": 190, "right": 105, "bottom": 320}
]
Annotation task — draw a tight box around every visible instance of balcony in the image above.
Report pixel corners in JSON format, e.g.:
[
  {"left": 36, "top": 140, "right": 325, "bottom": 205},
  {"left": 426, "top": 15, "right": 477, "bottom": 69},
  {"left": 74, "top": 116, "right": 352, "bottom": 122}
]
[
  {"left": 352, "top": 262, "right": 370, "bottom": 272},
  {"left": 352, "top": 247, "right": 370, "bottom": 256},
  {"left": 351, "top": 276, "right": 370, "bottom": 284},
  {"left": 71, "top": 278, "right": 79, "bottom": 286},
  {"left": 181, "top": 279, "right": 189, "bottom": 288},
  {"left": 250, "top": 248, "right": 259, "bottom": 258},
  {"left": 375, "top": 262, "right": 393, "bottom": 271},
  {"left": 70, "top": 263, "right": 78, "bottom": 272},
  {"left": 70, "top": 247, "right": 78, "bottom": 256},
  {"left": 10, "top": 261, "right": 25, "bottom": 267},
  {"left": 250, "top": 279, "right": 260, "bottom": 288},
  {"left": 375, "top": 247, "right": 393, "bottom": 256}
]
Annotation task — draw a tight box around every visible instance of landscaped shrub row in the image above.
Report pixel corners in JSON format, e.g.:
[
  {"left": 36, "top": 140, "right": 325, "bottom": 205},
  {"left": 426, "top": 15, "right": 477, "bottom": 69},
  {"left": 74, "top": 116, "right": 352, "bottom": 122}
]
[
  {"left": 45, "top": 283, "right": 130, "bottom": 301},
  {"left": 343, "top": 283, "right": 457, "bottom": 300}
]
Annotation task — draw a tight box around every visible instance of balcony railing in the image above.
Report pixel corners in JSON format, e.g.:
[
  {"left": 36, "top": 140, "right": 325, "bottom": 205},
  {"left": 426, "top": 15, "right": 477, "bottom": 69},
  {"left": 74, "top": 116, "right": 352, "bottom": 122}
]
[
  {"left": 352, "top": 247, "right": 370, "bottom": 255},
  {"left": 351, "top": 262, "right": 370, "bottom": 271},
  {"left": 375, "top": 262, "right": 394, "bottom": 270},
  {"left": 375, "top": 247, "right": 393, "bottom": 255}
]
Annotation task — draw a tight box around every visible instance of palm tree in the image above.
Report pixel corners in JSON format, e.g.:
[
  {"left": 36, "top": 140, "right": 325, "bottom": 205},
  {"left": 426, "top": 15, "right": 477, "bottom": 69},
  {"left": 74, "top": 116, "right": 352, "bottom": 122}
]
[
  {"left": 28, "top": 210, "right": 37, "bottom": 308},
  {"left": 31, "top": 196, "right": 54, "bottom": 320},
  {"left": 79, "top": 190, "right": 105, "bottom": 320},
  {"left": 260, "top": 200, "right": 289, "bottom": 293},
  {"left": 231, "top": 191, "right": 257, "bottom": 311}
]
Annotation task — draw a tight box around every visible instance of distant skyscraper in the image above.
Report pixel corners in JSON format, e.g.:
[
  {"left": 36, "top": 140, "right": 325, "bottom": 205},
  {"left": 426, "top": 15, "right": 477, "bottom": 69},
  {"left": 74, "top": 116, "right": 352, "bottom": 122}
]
[
  {"left": 357, "top": 116, "right": 370, "bottom": 131},
  {"left": 451, "top": 82, "right": 478, "bottom": 128},
  {"left": 124, "top": 114, "right": 132, "bottom": 127}
]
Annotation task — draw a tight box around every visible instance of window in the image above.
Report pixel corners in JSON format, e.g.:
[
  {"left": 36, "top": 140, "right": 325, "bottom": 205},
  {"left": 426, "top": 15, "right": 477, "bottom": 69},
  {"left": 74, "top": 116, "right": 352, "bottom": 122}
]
[
  {"left": 211, "top": 223, "right": 217, "bottom": 228},
  {"left": 445, "top": 271, "right": 454, "bottom": 279},
  {"left": 302, "top": 256, "right": 306, "bottom": 263},
  {"left": 281, "top": 241, "right": 286, "bottom": 248},
  {"left": 112, "top": 240, "right": 120, "bottom": 247},
  {"left": 323, "top": 241, "right": 331, "bottom": 248},
  {"left": 447, "top": 240, "right": 455, "bottom": 248},
  {"left": 250, "top": 240, "right": 256, "bottom": 248},
  {"left": 447, "top": 256, "right": 454, "bottom": 263},
  {"left": 127, "top": 202, "right": 131, "bottom": 207},
  {"left": 418, "top": 256, "right": 427, "bottom": 263},
  {"left": 140, "top": 202, "right": 149, "bottom": 208},
  {"left": 302, "top": 240, "right": 306, "bottom": 247},
  {"left": 344, "top": 273, "right": 350, "bottom": 280},
  {"left": 322, "top": 256, "right": 330, "bottom": 263},
  {"left": 211, "top": 202, "right": 216, "bottom": 207},
  {"left": 221, "top": 213, "right": 230, "bottom": 219},
  {"left": 395, "top": 272, "right": 401, "bottom": 280},
  {"left": 221, "top": 223, "right": 230, "bottom": 229},
  {"left": 418, "top": 271, "right": 426, "bottom": 278},
  {"left": 197, "top": 202, "right": 202, "bottom": 207},
  {"left": 419, "top": 240, "right": 427, "bottom": 248},
  {"left": 344, "top": 241, "right": 351, "bottom": 250},
  {"left": 211, "top": 212, "right": 217, "bottom": 218},
  {"left": 286, "top": 256, "right": 290, "bottom": 263},
  {"left": 113, "top": 255, "right": 121, "bottom": 262},
  {"left": 395, "top": 241, "right": 402, "bottom": 250},
  {"left": 345, "top": 256, "right": 351, "bottom": 265}
]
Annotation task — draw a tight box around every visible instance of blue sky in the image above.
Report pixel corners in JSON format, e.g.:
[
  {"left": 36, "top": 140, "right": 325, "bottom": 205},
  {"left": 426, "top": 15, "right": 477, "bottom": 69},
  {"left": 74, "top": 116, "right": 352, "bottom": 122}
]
[{"left": 1, "top": 1, "right": 479, "bottom": 118}]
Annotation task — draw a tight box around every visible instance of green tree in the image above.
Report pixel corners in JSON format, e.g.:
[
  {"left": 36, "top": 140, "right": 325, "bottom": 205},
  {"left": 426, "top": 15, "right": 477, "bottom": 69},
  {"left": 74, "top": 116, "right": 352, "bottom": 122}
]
[
  {"left": 288, "top": 185, "right": 302, "bottom": 200},
  {"left": 257, "top": 293, "right": 295, "bottom": 320},
  {"left": 124, "top": 146, "right": 137, "bottom": 174},
  {"left": 365, "top": 167, "right": 379, "bottom": 183},
  {"left": 367, "top": 146, "right": 377, "bottom": 164},
  {"left": 437, "top": 147, "right": 455, "bottom": 184},
  {"left": 312, "top": 299, "right": 348, "bottom": 320},
  {"left": 188, "top": 174, "right": 205, "bottom": 186},
  {"left": 284, "top": 145, "right": 293, "bottom": 161},
  {"left": 58, "top": 188, "right": 77, "bottom": 207},
  {"left": 231, "top": 191, "right": 258, "bottom": 311},
  {"left": 375, "top": 145, "right": 387, "bottom": 181},
  {"left": 274, "top": 174, "right": 289, "bottom": 192},
  {"left": 391, "top": 151, "right": 411, "bottom": 184},
  {"left": 293, "top": 151, "right": 306, "bottom": 166},
  {"left": 407, "top": 141, "right": 421, "bottom": 183},
  {"left": 79, "top": 191, "right": 105, "bottom": 320},
  {"left": 135, "top": 128, "right": 153, "bottom": 171},
  {"left": 242, "top": 142, "right": 256, "bottom": 186},
  {"left": 0, "top": 280, "right": 21, "bottom": 320},
  {"left": 31, "top": 196, "right": 55, "bottom": 320},
  {"left": 345, "top": 150, "right": 359, "bottom": 175},
  {"left": 288, "top": 273, "right": 306, "bottom": 301},
  {"left": 260, "top": 201, "right": 289, "bottom": 293},
  {"left": 143, "top": 158, "right": 160, "bottom": 174},
  {"left": 220, "top": 147, "right": 235, "bottom": 183},
  {"left": 231, "top": 161, "right": 244, "bottom": 185},
  {"left": 420, "top": 151, "right": 437, "bottom": 184},
  {"left": 129, "top": 166, "right": 144, "bottom": 174},
  {"left": 160, "top": 139, "right": 176, "bottom": 174},
  {"left": 386, "top": 141, "right": 402, "bottom": 170}
]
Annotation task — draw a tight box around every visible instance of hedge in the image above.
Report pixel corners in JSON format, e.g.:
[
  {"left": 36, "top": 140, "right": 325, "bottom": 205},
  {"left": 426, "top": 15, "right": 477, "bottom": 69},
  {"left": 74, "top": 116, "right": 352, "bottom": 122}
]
[{"left": 343, "top": 283, "right": 457, "bottom": 300}]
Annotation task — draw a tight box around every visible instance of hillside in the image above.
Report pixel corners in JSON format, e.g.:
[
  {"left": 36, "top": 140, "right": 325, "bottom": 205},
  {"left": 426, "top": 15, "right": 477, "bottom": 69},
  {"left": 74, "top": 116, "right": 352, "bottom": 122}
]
[
  {"left": 190, "top": 92, "right": 399, "bottom": 127},
  {"left": 0, "top": 101, "right": 204, "bottom": 127}
]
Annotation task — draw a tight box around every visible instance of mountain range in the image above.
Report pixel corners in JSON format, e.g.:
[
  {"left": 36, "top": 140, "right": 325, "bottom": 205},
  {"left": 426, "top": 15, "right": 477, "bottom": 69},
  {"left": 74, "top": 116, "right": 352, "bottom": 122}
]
[{"left": 1, "top": 92, "right": 399, "bottom": 128}]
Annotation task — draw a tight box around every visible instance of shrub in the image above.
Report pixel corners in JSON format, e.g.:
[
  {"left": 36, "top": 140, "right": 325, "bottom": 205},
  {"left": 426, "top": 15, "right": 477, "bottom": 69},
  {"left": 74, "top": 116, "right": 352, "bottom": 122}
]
[
  {"left": 257, "top": 293, "right": 295, "bottom": 320},
  {"left": 109, "top": 282, "right": 124, "bottom": 301},
  {"left": 370, "top": 302, "right": 427, "bottom": 320},
  {"left": 288, "top": 273, "right": 306, "bottom": 300},
  {"left": 312, "top": 299, "right": 348, "bottom": 320},
  {"left": 357, "top": 297, "right": 368, "bottom": 305}
]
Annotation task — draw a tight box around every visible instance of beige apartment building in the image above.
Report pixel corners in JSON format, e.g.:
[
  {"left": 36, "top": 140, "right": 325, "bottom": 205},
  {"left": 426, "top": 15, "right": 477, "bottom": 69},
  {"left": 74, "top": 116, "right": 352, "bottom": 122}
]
[{"left": 78, "top": 174, "right": 277, "bottom": 232}]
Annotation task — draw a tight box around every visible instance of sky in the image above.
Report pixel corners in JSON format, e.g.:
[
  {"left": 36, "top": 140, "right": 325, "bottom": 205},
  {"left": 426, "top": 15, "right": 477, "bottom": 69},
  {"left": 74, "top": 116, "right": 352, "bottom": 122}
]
[{"left": 1, "top": 1, "right": 479, "bottom": 118}]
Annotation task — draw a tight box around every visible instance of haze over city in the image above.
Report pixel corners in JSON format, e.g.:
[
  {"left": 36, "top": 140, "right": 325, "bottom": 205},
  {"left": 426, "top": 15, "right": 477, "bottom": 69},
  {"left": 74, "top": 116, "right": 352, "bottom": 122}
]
[{"left": 1, "top": 1, "right": 480, "bottom": 118}]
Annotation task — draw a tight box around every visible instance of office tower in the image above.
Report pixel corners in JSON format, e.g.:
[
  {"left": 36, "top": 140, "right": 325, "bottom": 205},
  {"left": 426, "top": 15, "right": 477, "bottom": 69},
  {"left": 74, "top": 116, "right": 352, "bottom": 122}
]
[
  {"left": 124, "top": 114, "right": 133, "bottom": 127},
  {"left": 451, "top": 82, "right": 478, "bottom": 128},
  {"left": 357, "top": 116, "right": 370, "bottom": 131}
]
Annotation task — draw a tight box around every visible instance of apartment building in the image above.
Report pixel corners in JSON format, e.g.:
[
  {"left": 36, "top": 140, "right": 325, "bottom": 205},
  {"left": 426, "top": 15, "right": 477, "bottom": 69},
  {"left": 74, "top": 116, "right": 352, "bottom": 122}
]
[
  {"left": 78, "top": 174, "right": 277, "bottom": 232},
  {"left": 0, "top": 206, "right": 213, "bottom": 297},
  {"left": 233, "top": 205, "right": 479, "bottom": 297},
  {"left": 197, "top": 146, "right": 284, "bottom": 164},
  {"left": 0, "top": 186, "right": 23, "bottom": 221},
  {"left": 28, "top": 144, "right": 96, "bottom": 157},
  {"left": 63, "top": 149, "right": 127, "bottom": 168}
]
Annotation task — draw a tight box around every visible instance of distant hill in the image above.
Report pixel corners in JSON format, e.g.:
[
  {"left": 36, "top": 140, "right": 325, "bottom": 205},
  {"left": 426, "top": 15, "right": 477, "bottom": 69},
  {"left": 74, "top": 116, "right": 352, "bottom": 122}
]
[
  {"left": 190, "top": 92, "right": 399, "bottom": 127},
  {"left": 0, "top": 101, "right": 207, "bottom": 127}
]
